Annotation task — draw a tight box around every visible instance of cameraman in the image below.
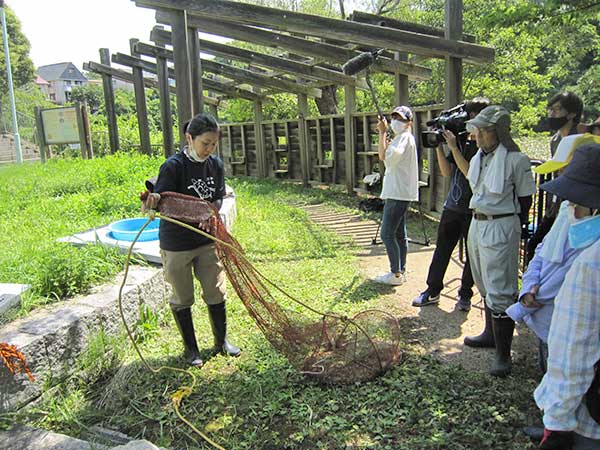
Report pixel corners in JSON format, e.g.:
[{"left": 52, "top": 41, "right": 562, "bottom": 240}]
[{"left": 413, "top": 98, "right": 489, "bottom": 310}]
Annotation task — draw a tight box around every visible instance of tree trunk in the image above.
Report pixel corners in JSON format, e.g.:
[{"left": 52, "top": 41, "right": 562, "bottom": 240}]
[{"left": 314, "top": 85, "right": 338, "bottom": 115}]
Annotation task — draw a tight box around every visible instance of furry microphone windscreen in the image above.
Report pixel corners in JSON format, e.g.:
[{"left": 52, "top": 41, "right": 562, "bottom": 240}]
[{"left": 342, "top": 52, "right": 376, "bottom": 76}]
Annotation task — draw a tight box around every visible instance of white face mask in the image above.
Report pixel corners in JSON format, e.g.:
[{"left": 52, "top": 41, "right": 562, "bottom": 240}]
[
  {"left": 390, "top": 119, "right": 408, "bottom": 135},
  {"left": 185, "top": 146, "right": 209, "bottom": 163}
]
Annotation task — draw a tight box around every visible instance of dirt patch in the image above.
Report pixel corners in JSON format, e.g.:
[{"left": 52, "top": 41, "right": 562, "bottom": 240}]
[{"left": 302, "top": 204, "right": 538, "bottom": 374}]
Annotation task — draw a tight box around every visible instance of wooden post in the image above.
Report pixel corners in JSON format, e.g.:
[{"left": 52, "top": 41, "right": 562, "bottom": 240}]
[
  {"left": 445, "top": 0, "right": 463, "bottom": 109},
  {"left": 152, "top": 28, "right": 175, "bottom": 157},
  {"left": 129, "top": 39, "right": 151, "bottom": 154},
  {"left": 207, "top": 90, "right": 218, "bottom": 119},
  {"left": 253, "top": 99, "right": 266, "bottom": 178},
  {"left": 75, "top": 103, "right": 89, "bottom": 159},
  {"left": 187, "top": 26, "right": 203, "bottom": 114},
  {"left": 34, "top": 106, "right": 48, "bottom": 163},
  {"left": 344, "top": 85, "right": 356, "bottom": 194},
  {"left": 297, "top": 93, "right": 309, "bottom": 187},
  {"left": 394, "top": 52, "right": 409, "bottom": 106},
  {"left": 99, "top": 48, "right": 119, "bottom": 153},
  {"left": 170, "top": 10, "right": 194, "bottom": 145},
  {"left": 81, "top": 100, "right": 94, "bottom": 158}
]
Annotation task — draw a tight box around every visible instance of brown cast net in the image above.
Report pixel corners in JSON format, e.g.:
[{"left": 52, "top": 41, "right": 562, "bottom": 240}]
[{"left": 149, "top": 191, "right": 402, "bottom": 384}]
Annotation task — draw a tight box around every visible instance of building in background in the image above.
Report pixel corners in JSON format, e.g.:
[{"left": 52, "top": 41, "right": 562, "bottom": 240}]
[{"left": 36, "top": 62, "right": 88, "bottom": 104}]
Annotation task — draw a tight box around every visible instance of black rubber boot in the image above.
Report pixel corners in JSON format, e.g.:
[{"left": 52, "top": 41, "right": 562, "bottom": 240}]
[
  {"left": 490, "top": 314, "right": 515, "bottom": 377},
  {"left": 207, "top": 302, "right": 241, "bottom": 357},
  {"left": 464, "top": 303, "right": 495, "bottom": 348},
  {"left": 171, "top": 307, "right": 203, "bottom": 367}
]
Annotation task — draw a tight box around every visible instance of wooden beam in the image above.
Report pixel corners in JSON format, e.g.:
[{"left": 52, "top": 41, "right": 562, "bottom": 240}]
[
  {"left": 99, "top": 48, "right": 119, "bottom": 153},
  {"left": 129, "top": 39, "right": 152, "bottom": 154},
  {"left": 349, "top": 11, "right": 476, "bottom": 43},
  {"left": 135, "top": 0, "right": 494, "bottom": 63},
  {"left": 155, "top": 11, "right": 431, "bottom": 79},
  {"left": 253, "top": 99, "right": 266, "bottom": 177},
  {"left": 134, "top": 41, "right": 322, "bottom": 97},
  {"left": 394, "top": 52, "right": 409, "bottom": 106},
  {"left": 187, "top": 26, "right": 203, "bottom": 114},
  {"left": 84, "top": 61, "right": 218, "bottom": 106},
  {"left": 445, "top": 0, "right": 463, "bottom": 108},
  {"left": 152, "top": 36, "right": 175, "bottom": 157},
  {"left": 170, "top": 9, "right": 193, "bottom": 145},
  {"left": 344, "top": 85, "right": 356, "bottom": 193},
  {"left": 151, "top": 27, "right": 369, "bottom": 88},
  {"left": 203, "top": 60, "right": 321, "bottom": 97},
  {"left": 111, "top": 52, "right": 265, "bottom": 102},
  {"left": 297, "top": 94, "right": 309, "bottom": 187},
  {"left": 34, "top": 107, "right": 48, "bottom": 163}
]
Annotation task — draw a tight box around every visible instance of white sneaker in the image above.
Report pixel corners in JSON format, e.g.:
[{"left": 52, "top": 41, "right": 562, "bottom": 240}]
[{"left": 373, "top": 272, "right": 406, "bottom": 285}]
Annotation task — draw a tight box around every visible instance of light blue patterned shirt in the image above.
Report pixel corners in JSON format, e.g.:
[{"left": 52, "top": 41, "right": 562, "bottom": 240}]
[{"left": 534, "top": 239, "right": 600, "bottom": 439}]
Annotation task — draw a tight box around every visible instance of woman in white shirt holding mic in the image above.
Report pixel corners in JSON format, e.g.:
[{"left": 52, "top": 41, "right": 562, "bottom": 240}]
[{"left": 373, "top": 106, "right": 419, "bottom": 285}]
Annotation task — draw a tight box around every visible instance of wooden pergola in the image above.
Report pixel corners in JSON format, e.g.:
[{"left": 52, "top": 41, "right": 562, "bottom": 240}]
[{"left": 85, "top": 0, "right": 493, "bottom": 208}]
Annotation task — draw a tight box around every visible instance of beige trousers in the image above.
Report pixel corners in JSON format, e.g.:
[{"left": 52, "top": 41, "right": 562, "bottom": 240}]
[
  {"left": 467, "top": 215, "right": 521, "bottom": 314},
  {"left": 161, "top": 243, "right": 226, "bottom": 310}
]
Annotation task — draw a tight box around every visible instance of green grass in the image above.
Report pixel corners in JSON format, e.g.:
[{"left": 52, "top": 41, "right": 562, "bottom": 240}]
[
  {"left": 0, "top": 155, "right": 539, "bottom": 449},
  {"left": 0, "top": 153, "right": 162, "bottom": 316}
]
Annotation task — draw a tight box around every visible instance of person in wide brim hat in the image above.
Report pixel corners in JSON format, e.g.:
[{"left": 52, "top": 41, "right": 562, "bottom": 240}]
[
  {"left": 540, "top": 143, "right": 600, "bottom": 209},
  {"left": 533, "top": 142, "right": 600, "bottom": 449},
  {"left": 506, "top": 141, "right": 600, "bottom": 380}
]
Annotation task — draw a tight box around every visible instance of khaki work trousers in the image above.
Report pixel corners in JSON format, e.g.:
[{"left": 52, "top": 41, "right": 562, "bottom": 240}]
[
  {"left": 161, "top": 243, "right": 226, "bottom": 310},
  {"left": 467, "top": 215, "right": 521, "bottom": 314}
]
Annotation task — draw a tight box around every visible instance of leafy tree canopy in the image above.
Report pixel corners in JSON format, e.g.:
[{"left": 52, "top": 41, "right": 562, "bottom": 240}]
[{"left": 0, "top": 5, "right": 35, "bottom": 93}]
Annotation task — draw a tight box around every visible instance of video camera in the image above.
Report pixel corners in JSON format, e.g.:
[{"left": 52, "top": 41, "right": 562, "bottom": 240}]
[{"left": 421, "top": 103, "right": 469, "bottom": 148}]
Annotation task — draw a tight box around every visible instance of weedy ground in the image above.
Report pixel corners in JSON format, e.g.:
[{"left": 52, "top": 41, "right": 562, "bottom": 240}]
[{"left": 0, "top": 153, "right": 540, "bottom": 449}]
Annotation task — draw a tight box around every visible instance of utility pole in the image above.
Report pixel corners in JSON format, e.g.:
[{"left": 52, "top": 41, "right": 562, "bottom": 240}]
[{"left": 0, "top": 0, "right": 22, "bottom": 164}]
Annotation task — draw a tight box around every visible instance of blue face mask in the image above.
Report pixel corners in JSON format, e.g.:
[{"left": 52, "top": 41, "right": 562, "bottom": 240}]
[{"left": 568, "top": 214, "right": 600, "bottom": 249}]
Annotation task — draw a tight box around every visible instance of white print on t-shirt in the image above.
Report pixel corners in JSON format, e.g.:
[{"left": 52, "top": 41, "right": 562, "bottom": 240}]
[{"left": 187, "top": 176, "right": 215, "bottom": 199}]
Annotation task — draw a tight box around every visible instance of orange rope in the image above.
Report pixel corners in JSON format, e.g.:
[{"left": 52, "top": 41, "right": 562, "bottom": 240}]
[{"left": 0, "top": 342, "right": 35, "bottom": 382}]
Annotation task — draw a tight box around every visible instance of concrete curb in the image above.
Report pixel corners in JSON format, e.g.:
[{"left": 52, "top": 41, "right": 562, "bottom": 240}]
[{"left": 0, "top": 267, "right": 170, "bottom": 413}]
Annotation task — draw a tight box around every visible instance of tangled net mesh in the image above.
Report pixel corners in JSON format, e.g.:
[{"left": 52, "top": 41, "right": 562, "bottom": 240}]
[
  {"left": 153, "top": 191, "right": 402, "bottom": 384},
  {"left": 0, "top": 342, "right": 35, "bottom": 382}
]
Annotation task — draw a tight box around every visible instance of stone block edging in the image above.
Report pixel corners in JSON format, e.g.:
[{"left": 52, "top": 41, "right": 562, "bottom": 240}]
[{"left": 0, "top": 267, "right": 170, "bottom": 413}]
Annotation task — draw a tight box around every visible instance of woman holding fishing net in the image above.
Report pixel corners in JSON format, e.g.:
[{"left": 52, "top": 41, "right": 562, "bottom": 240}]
[{"left": 144, "top": 113, "right": 241, "bottom": 368}]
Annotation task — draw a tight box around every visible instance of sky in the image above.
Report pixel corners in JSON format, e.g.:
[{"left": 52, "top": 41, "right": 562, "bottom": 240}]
[{"left": 8, "top": 0, "right": 226, "bottom": 70}]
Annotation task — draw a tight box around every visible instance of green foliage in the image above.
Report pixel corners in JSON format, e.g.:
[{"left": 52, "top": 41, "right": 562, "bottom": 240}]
[
  {"left": 0, "top": 82, "right": 54, "bottom": 141},
  {"left": 33, "top": 243, "right": 124, "bottom": 299},
  {"left": 69, "top": 84, "right": 104, "bottom": 113},
  {"left": 568, "top": 64, "right": 600, "bottom": 120},
  {"left": 0, "top": 5, "right": 35, "bottom": 92},
  {"left": 87, "top": 88, "right": 167, "bottom": 155},
  {"left": 220, "top": 92, "right": 320, "bottom": 123},
  {"left": 353, "top": 0, "right": 600, "bottom": 134}
]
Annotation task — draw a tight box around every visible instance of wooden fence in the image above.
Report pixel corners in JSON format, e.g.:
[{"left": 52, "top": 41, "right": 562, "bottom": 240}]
[{"left": 219, "top": 105, "right": 449, "bottom": 213}]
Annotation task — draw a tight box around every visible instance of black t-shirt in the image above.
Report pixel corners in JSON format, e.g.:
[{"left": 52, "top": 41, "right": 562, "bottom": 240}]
[
  {"left": 443, "top": 140, "right": 478, "bottom": 214},
  {"left": 153, "top": 150, "right": 226, "bottom": 251}
]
